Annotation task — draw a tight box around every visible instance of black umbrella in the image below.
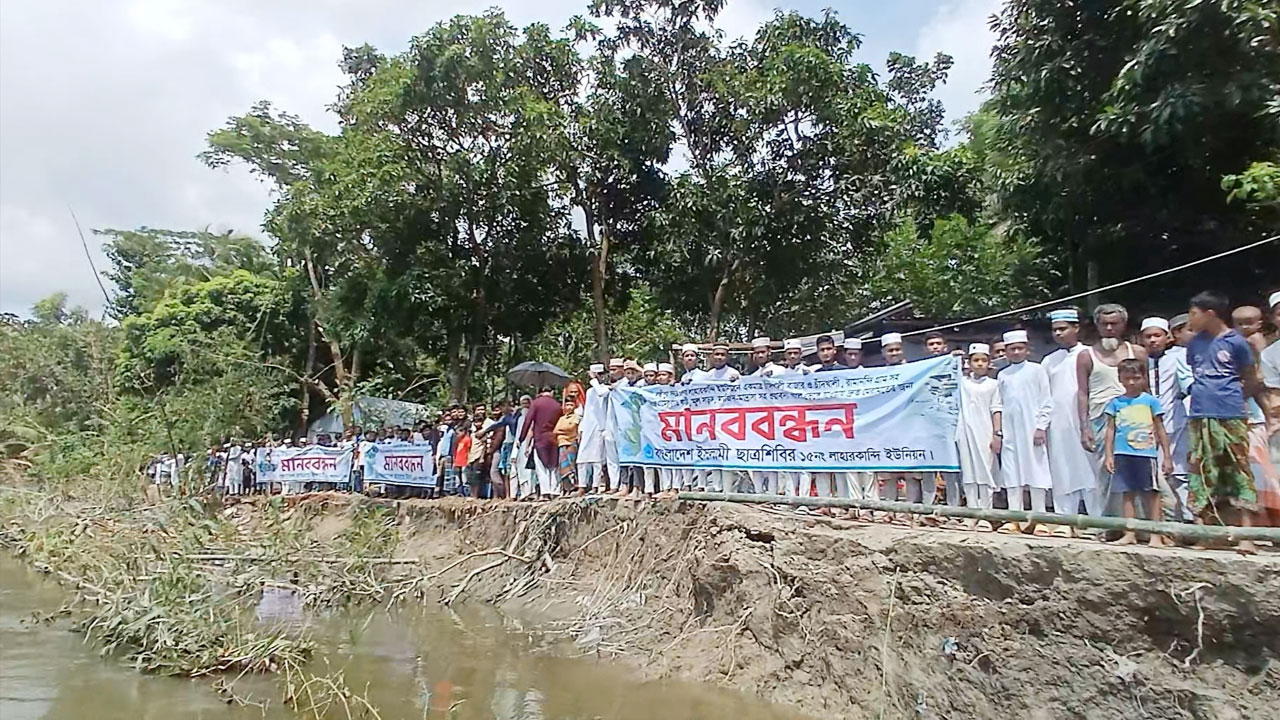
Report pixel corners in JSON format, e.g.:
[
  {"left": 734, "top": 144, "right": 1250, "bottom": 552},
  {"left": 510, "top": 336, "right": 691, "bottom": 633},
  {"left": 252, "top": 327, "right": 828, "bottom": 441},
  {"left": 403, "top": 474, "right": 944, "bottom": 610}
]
[{"left": 507, "top": 361, "right": 571, "bottom": 389}]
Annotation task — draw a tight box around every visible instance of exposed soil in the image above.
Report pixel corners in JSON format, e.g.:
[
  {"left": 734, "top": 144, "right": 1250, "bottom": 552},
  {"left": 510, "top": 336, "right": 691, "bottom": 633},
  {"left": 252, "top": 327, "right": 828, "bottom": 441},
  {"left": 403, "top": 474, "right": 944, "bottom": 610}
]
[{"left": 275, "top": 495, "right": 1279, "bottom": 719}]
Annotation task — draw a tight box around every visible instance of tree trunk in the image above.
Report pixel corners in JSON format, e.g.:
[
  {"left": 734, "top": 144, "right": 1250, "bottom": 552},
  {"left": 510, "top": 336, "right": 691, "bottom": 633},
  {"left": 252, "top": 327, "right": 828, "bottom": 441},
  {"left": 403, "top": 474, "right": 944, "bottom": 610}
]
[
  {"left": 297, "top": 320, "right": 317, "bottom": 436},
  {"left": 588, "top": 218, "right": 610, "bottom": 361},
  {"left": 446, "top": 329, "right": 468, "bottom": 405},
  {"left": 706, "top": 257, "right": 740, "bottom": 342}
]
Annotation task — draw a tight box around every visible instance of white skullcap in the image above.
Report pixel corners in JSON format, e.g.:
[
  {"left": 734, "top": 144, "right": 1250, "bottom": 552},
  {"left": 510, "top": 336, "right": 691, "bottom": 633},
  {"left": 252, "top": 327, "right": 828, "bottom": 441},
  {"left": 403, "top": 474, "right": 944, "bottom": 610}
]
[
  {"left": 712, "top": 343, "right": 730, "bottom": 351},
  {"left": 784, "top": 338, "right": 802, "bottom": 351},
  {"left": 968, "top": 343, "right": 991, "bottom": 357},
  {"left": 844, "top": 337, "right": 862, "bottom": 349},
  {"left": 1140, "top": 317, "right": 1169, "bottom": 333},
  {"left": 680, "top": 343, "right": 699, "bottom": 354},
  {"left": 609, "top": 357, "right": 624, "bottom": 367},
  {"left": 880, "top": 332, "right": 903, "bottom": 346},
  {"left": 642, "top": 362, "right": 658, "bottom": 372},
  {"left": 751, "top": 336, "right": 771, "bottom": 349},
  {"left": 589, "top": 363, "right": 605, "bottom": 373},
  {"left": 658, "top": 362, "right": 674, "bottom": 373},
  {"left": 1003, "top": 330, "right": 1029, "bottom": 345},
  {"left": 1270, "top": 291, "right": 1280, "bottom": 310}
]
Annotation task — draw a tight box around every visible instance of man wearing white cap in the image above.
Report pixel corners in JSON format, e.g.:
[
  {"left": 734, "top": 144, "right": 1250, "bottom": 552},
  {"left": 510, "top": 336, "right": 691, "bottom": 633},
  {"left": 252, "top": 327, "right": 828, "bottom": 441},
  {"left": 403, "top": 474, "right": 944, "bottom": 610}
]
[
  {"left": 880, "top": 333, "right": 907, "bottom": 366},
  {"left": 843, "top": 337, "right": 863, "bottom": 369},
  {"left": 1076, "top": 304, "right": 1147, "bottom": 514},
  {"left": 642, "top": 362, "right": 658, "bottom": 386},
  {"left": 780, "top": 339, "right": 814, "bottom": 377},
  {"left": 748, "top": 337, "right": 783, "bottom": 378},
  {"left": 653, "top": 363, "right": 681, "bottom": 497},
  {"left": 997, "top": 329, "right": 1054, "bottom": 533},
  {"left": 577, "top": 364, "right": 610, "bottom": 493},
  {"left": 876, "top": 332, "right": 925, "bottom": 523},
  {"left": 615, "top": 359, "right": 648, "bottom": 496},
  {"left": 1141, "top": 317, "right": 1193, "bottom": 521},
  {"left": 958, "top": 343, "right": 1003, "bottom": 529},
  {"left": 746, "top": 338, "right": 782, "bottom": 494},
  {"left": 602, "top": 357, "right": 626, "bottom": 492},
  {"left": 677, "top": 343, "right": 705, "bottom": 491},
  {"left": 1042, "top": 308, "right": 1098, "bottom": 527},
  {"left": 702, "top": 343, "right": 741, "bottom": 492}
]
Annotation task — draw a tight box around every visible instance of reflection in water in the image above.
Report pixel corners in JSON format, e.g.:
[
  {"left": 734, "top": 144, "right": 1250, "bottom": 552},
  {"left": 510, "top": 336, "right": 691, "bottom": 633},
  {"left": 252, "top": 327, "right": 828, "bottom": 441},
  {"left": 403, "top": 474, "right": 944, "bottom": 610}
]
[{"left": 1, "top": 554, "right": 805, "bottom": 720}]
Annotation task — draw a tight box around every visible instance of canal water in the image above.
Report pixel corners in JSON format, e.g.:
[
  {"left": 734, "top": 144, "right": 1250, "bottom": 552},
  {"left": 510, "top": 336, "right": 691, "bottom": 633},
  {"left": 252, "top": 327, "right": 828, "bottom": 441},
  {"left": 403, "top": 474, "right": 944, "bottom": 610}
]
[{"left": 0, "top": 554, "right": 804, "bottom": 719}]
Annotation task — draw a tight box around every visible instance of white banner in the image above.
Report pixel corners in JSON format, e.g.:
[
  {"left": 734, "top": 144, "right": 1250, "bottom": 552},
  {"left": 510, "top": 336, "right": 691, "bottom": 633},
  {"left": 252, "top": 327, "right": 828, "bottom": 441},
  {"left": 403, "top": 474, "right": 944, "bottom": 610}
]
[
  {"left": 362, "top": 443, "right": 435, "bottom": 487},
  {"left": 259, "top": 445, "right": 353, "bottom": 485},
  {"left": 610, "top": 355, "right": 961, "bottom": 471}
]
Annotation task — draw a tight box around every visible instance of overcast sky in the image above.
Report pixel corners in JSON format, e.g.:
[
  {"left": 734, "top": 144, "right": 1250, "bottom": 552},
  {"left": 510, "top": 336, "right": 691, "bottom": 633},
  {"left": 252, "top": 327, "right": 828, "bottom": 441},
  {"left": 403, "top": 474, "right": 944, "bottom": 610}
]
[{"left": 0, "top": 0, "right": 1001, "bottom": 317}]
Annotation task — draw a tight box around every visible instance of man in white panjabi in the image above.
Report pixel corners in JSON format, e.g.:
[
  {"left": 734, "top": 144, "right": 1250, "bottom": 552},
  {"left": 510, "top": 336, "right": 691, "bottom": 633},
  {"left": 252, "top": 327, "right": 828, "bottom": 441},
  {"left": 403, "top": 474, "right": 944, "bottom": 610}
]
[
  {"left": 1042, "top": 308, "right": 1097, "bottom": 533},
  {"left": 958, "top": 343, "right": 1003, "bottom": 530},
  {"left": 876, "top": 333, "right": 928, "bottom": 525},
  {"left": 1076, "top": 303, "right": 1147, "bottom": 514},
  {"left": 576, "top": 364, "right": 609, "bottom": 493},
  {"left": 996, "top": 330, "right": 1054, "bottom": 535},
  {"left": 677, "top": 343, "right": 706, "bottom": 491},
  {"left": 602, "top": 357, "right": 625, "bottom": 492},
  {"left": 701, "top": 343, "right": 741, "bottom": 493},
  {"left": 1141, "top": 316, "right": 1194, "bottom": 521},
  {"left": 775, "top": 338, "right": 812, "bottom": 497},
  {"left": 840, "top": 336, "right": 876, "bottom": 511},
  {"left": 747, "top": 337, "right": 783, "bottom": 495},
  {"left": 654, "top": 363, "right": 681, "bottom": 498}
]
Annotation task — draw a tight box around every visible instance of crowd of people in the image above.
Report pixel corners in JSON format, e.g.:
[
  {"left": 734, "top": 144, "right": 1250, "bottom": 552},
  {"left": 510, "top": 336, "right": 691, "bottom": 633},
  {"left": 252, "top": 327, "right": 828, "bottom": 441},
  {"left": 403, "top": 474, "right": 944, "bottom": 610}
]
[{"left": 152, "top": 290, "right": 1280, "bottom": 553}]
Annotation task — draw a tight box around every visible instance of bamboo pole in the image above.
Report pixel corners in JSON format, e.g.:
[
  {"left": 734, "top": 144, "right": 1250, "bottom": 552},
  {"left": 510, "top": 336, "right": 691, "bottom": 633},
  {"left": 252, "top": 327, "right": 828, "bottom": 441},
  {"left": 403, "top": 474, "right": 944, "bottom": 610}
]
[{"left": 677, "top": 492, "right": 1280, "bottom": 543}]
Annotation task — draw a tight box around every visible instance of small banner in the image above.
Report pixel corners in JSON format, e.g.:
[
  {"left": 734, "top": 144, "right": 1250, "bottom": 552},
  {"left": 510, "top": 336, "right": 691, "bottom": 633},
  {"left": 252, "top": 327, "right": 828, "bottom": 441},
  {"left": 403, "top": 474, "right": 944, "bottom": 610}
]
[
  {"left": 609, "top": 355, "right": 961, "bottom": 472},
  {"left": 260, "top": 444, "right": 353, "bottom": 485},
  {"left": 362, "top": 443, "right": 435, "bottom": 487}
]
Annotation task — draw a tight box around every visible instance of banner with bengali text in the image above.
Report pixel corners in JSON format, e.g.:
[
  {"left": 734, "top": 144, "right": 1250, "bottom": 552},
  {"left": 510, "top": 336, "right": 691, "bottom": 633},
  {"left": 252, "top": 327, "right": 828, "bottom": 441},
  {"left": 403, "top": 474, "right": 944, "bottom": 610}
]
[
  {"left": 362, "top": 443, "right": 435, "bottom": 486},
  {"left": 259, "top": 445, "right": 353, "bottom": 485},
  {"left": 609, "top": 355, "right": 961, "bottom": 471}
]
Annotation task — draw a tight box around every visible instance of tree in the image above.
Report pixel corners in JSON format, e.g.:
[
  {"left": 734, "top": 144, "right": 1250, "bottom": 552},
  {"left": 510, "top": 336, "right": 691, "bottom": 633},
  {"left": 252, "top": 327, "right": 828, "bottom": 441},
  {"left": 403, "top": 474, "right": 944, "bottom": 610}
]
[{"left": 985, "top": 0, "right": 1280, "bottom": 303}]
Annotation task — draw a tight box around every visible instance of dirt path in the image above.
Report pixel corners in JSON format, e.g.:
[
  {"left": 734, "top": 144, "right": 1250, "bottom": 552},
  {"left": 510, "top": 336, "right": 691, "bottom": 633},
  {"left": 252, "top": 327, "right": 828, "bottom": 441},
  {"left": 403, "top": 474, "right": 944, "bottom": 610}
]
[{"left": 280, "top": 495, "right": 1279, "bottom": 719}]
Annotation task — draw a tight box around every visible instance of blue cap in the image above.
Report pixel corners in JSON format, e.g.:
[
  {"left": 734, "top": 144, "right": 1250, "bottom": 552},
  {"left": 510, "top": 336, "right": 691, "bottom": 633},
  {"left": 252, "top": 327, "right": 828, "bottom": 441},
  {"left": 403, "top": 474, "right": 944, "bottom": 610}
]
[{"left": 1048, "top": 308, "right": 1079, "bottom": 323}]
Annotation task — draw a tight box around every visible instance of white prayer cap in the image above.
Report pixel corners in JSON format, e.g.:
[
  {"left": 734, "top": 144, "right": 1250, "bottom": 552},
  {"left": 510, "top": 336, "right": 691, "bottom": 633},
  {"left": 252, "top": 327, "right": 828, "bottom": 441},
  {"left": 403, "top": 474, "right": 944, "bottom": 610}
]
[
  {"left": 609, "top": 357, "right": 624, "bottom": 367},
  {"left": 784, "top": 338, "right": 803, "bottom": 351},
  {"left": 712, "top": 342, "right": 730, "bottom": 351},
  {"left": 844, "top": 337, "right": 862, "bottom": 350},
  {"left": 623, "top": 359, "right": 641, "bottom": 371},
  {"left": 1269, "top": 290, "right": 1280, "bottom": 310},
  {"left": 680, "top": 343, "right": 699, "bottom": 354},
  {"left": 1140, "top": 317, "right": 1170, "bottom": 333},
  {"left": 880, "top": 332, "right": 903, "bottom": 346},
  {"left": 751, "top": 336, "right": 771, "bottom": 349},
  {"left": 643, "top": 362, "right": 658, "bottom": 372},
  {"left": 1002, "top": 330, "right": 1029, "bottom": 345},
  {"left": 1048, "top": 308, "right": 1079, "bottom": 323},
  {"left": 658, "top": 362, "right": 674, "bottom": 373},
  {"left": 589, "top": 363, "right": 605, "bottom": 374},
  {"left": 968, "top": 343, "right": 991, "bottom": 357}
]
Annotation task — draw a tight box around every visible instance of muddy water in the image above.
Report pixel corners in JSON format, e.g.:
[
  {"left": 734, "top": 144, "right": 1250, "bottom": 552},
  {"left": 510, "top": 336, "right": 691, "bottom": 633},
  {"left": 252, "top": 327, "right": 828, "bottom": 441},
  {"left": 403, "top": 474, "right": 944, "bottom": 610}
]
[{"left": 0, "top": 555, "right": 804, "bottom": 719}]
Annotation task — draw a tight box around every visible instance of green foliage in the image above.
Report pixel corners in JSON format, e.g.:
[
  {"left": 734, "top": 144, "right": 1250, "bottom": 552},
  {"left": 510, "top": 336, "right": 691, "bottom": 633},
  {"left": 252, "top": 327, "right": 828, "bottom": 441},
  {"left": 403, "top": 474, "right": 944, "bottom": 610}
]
[
  {"left": 1223, "top": 161, "right": 1280, "bottom": 207},
  {"left": 984, "top": 0, "right": 1280, "bottom": 299},
  {"left": 860, "top": 215, "right": 1042, "bottom": 317},
  {"left": 527, "top": 285, "right": 689, "bottom": 371}
]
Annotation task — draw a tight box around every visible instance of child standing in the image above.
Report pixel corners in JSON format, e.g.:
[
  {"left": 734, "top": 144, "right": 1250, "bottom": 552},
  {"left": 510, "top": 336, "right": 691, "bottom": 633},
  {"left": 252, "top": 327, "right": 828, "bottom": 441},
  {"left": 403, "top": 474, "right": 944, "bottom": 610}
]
[
  {"left": 1103, "top": 359, "right": 1174, "bottom": 547},
  {"left": 958, "top": 343, "right": 1003, "bottom": 531}
]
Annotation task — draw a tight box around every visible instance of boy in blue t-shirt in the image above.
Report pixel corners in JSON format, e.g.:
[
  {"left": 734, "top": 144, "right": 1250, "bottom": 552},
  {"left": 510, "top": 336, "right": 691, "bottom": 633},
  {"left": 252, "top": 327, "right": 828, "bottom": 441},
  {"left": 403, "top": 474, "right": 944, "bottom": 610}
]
[{"left": 1104, "top": 359, "right": 1174, "bottom": 547}]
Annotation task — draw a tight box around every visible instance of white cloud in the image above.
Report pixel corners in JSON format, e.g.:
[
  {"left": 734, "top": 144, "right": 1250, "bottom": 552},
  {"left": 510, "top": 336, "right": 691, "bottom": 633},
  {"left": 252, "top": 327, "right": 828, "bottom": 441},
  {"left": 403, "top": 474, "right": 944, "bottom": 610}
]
[
  {"left": 0, "top": 0, "right": 772, "bottom": 316},
  {"left": 913, "top": 0, "right": 1001, "bottom": 134}
]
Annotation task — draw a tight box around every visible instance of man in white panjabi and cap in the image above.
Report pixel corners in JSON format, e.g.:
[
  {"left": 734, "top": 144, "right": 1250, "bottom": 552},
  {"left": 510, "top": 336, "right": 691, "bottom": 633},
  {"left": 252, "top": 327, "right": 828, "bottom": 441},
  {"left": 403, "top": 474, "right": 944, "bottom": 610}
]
[
  {"left": 774, "top": 338, "right": 813, "bottom": 497},
  {"left": 996, "top": 329, "right": 1054, "bottom": 534},
  {"left": 677, "top": 343, "right": 706, "bottom": 491},
  {"left": 602, "top": 357, "right": 625, "bottom": 492},
  {"left": 653, "top": 363, "right": 682, "bottom": 498},
  {"left": 1042, "top": 308, "right": 1097, "bottom": 533},
  {"left": 701, "top": 343, "right": 741, "bottom": 493},
  {"left": 747, "top": 338, "right": 782, "bottom": 495},
  {"left": 958, "top": 343, "right": 1003, "bottom": 530},
  {"left": 1141, "top": 316, "right": 1193, "bottom": 521},
  {"left": 642, "top": 362, "right": 658, "bottom": 386},
  {"left": 577, "top": 363, "right": 610, "bottom": 494},
  {"left": 876, "top": 333, "right": 927, "bottom": 524}
]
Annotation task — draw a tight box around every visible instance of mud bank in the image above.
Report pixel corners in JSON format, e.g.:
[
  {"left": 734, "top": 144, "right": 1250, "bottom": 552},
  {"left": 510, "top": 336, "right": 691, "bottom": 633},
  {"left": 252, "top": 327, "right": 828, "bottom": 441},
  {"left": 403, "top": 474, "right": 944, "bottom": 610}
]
[{"left": 290, "top": 495, "right": 1277, "bottom": 720}]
